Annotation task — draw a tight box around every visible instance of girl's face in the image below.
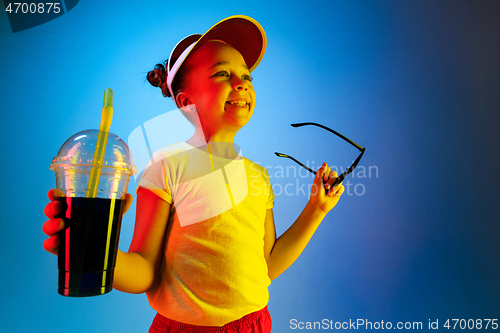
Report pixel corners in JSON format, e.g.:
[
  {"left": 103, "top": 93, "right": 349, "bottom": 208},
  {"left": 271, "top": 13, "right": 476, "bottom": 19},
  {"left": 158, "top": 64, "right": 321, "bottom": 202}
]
[{"left": 178, "top": 42, "right": 256, "bottom": 136}]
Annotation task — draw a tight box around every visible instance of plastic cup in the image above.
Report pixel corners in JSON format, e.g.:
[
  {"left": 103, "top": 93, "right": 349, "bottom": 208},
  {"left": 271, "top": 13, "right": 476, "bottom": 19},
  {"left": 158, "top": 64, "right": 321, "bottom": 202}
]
[{"left": 50, "top": 129, "right": 136, "bottom": 297}]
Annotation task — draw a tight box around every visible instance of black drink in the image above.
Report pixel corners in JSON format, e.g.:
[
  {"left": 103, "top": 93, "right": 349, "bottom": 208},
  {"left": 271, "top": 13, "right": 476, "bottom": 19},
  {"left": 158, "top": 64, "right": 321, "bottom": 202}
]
[{"left": 57, "top": 196, "right": 125, "bottom": 297}]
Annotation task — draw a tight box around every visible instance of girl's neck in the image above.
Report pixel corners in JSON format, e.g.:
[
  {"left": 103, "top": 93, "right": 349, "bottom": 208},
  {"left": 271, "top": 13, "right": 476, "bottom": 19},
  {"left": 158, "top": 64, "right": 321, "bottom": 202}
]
[{"left": 186, "top": 126, "right": 240, "bottom": 159}]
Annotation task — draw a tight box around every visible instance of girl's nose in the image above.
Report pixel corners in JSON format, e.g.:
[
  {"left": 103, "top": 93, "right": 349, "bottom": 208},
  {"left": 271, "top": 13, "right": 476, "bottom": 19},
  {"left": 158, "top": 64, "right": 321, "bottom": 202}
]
[{"left": 233, "top": 78, "right": 248, "bottom": 91}]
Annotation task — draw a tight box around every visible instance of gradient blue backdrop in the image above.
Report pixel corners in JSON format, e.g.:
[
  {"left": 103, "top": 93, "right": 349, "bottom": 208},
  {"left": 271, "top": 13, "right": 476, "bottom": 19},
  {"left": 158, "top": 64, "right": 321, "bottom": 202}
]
[{"left": 1, "top": 1, "right": 499, "bottom": 332}]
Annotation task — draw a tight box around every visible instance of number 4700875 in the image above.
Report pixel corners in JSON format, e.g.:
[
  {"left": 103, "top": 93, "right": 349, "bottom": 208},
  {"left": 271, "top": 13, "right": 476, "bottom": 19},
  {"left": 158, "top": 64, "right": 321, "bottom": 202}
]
[
  {"left": 5, "top": 3, "right": 61, "bottom": 14},
  {"left": 444, "top": 319, "right": 498, "bottom": 330}
]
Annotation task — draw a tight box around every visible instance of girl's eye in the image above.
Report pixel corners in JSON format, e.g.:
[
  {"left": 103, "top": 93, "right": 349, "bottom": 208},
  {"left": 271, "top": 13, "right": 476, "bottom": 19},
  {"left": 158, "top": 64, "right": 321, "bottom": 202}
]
[
  {"left": 212, "top": 71, "right": 230, "bottom": 78},
  {"left": 211, "top": 71, "right": 252, "bottom": 82}
]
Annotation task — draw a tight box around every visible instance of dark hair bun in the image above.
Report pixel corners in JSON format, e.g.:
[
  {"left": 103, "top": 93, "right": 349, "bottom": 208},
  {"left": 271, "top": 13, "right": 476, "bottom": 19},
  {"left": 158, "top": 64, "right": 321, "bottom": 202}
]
[{"left": 147, "top": 62, "right": 171, "bottom": 98}]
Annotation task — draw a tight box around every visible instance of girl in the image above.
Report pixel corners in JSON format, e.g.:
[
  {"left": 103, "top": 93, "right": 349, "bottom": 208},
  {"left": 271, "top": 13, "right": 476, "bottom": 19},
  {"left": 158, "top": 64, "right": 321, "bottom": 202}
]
[{"left": 43, "top": 15, "right": 345, "bottom": 333}]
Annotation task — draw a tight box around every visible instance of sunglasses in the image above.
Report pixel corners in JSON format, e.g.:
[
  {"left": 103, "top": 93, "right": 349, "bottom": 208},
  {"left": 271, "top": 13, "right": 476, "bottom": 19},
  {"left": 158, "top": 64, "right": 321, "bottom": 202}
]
[{"left": 275, "top": 122, "right": 366, "bottom": 187}]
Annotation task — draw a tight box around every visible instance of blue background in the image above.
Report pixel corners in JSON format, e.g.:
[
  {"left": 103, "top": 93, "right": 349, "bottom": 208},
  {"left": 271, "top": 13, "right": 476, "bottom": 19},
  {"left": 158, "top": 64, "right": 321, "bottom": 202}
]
[{"left": 1, "top": 0, "right": 499, "bottom": 331}]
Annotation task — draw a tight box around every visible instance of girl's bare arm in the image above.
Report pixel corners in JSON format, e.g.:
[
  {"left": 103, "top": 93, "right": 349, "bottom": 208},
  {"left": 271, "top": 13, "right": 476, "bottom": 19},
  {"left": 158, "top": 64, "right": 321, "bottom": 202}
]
[
  {"left": 264, "top": 163, "right": 345, "bottom": 280},
  {"left": 113, "top": 187, "right": 171, "bottom": 294}
]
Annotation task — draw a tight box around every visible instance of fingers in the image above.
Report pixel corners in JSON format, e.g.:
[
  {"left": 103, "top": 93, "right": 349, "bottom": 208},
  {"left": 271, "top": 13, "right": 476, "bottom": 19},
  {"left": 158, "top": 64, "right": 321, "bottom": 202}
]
[
  {"left": 327, "top": 183, "right": 345, "bottom": 197},
  {"left": 46, "top": 188, "right": 65, "bottom": 219},
  {"left": 43, "top": 218, "right": 65, "bottom": 236},
  {"left": 43, "top": 235, "right": 60, "bottom": 256},
  {"left": 48, "top": 188, "right": 64, "bottom": 201},
  {"left": 44, "top": 200, "right": 62, "bottom": 219},
  {"left": 323, "top": 165, "right": 331, "bottom": 183},
  {"left": 315, "top": 163, "right": 329, "bottom": 183},
  {"left": 316, "top": 163, "right": 340, "bottom": 189},
  {"left": 316, "top": 163, "right": 346, "bottom": 198},
  {"left": 324, "top": 171, "right": 337, "bottom": 190},
  {"left": 121, "top": 193, "right": 133, "bottom": 216},
  {"left": 44, "top": 189, "right": 65, "bottom": 256}
]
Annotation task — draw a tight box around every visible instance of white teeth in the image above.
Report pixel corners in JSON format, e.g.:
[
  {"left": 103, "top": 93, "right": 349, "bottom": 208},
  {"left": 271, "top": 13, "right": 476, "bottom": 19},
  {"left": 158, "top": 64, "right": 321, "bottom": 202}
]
[{"left": 227, "top": 100, "right": 247, "bottom": 106}]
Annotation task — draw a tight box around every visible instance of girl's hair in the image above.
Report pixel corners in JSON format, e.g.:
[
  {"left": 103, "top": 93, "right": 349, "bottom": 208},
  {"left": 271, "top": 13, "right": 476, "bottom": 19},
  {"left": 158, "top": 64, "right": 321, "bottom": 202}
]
[
  {"left": 147, "top": 58, "right": 197, "bottom": 125},
  {"left": 146, "top": 58, "right": 190, "bottom": 99}
]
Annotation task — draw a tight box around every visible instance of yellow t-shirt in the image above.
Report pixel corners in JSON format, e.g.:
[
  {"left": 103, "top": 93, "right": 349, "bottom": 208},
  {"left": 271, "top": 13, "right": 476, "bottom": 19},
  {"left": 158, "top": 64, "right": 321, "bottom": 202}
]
[{"left": 138, "top": 142, "right": 274, "bottom": 326}]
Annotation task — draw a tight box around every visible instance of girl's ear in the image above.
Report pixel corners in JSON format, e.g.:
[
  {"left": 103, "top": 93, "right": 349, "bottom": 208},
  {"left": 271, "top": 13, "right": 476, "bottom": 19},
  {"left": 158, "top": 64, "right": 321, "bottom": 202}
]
[
  {"left": 176, "top": 92, "right": 197, "bottom": 114},
  {"left": 176, "top": 92, "right": 190, "bottom": 108}
]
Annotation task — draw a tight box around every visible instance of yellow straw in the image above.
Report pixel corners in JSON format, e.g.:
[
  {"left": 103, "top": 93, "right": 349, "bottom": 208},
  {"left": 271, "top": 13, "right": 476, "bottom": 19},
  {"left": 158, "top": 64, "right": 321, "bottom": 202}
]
[{"left": 86, "top": 88, "right": 113, "bottom": 198}]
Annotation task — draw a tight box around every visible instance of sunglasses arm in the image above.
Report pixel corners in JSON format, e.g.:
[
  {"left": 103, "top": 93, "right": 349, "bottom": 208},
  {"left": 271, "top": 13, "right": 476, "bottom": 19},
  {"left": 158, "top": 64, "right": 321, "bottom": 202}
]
[
  {"left": 332, "top": 148, "right": 365, "bottom": 187},
  {"left": 275, "top": 152, "right": 316, "bottom": 175},
  {"left": 275, "top": 152, "right": 342, "bottom": 194}
]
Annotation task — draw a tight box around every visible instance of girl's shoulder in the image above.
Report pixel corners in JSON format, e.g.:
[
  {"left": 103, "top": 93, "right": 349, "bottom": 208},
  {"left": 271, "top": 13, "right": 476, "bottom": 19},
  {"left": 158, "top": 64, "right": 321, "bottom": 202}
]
[
  {"left": 241, "top": 157, "right": 271, "bottom": 179},
  {"left": 152, "top": 142, "right": 191, "bottom": 158}
]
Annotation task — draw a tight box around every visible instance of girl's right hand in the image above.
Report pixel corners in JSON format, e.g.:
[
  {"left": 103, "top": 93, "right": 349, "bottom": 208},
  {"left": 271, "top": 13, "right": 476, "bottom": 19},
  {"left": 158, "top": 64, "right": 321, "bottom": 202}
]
[
  {"left": 42, "top": 189, "right": 65, "bottom": 255},
  {"left": 42, "top": 189, "right": 134, "bottom": 256}
]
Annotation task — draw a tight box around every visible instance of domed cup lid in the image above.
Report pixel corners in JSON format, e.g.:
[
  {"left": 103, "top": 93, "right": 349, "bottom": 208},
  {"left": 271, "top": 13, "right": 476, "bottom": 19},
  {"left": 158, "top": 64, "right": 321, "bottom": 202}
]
[{"left": 50, "top": 129, "right": 136, "bottom": 175}]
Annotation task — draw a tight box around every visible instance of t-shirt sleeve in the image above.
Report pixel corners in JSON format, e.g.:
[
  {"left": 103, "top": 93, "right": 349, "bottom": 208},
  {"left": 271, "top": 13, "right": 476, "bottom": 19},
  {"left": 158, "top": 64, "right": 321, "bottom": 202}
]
[
  {"left": 263, "top": 167, "right": 275, "bottom": 209},
  {"left": 137, "top": 153, "right": 173, "bottom": 204}
]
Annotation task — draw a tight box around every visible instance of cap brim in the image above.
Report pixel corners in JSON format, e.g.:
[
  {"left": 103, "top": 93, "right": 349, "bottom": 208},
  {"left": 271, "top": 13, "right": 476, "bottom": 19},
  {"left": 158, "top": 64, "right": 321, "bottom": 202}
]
[
  {"left": 168, "top": 34, "right": 202, "bottom": 72},
  {"left": 170, "top": 15, "right": 266, "bottom": 74},
  {"left": 194, "top": 15, "right": 267, "bottom": 72}
]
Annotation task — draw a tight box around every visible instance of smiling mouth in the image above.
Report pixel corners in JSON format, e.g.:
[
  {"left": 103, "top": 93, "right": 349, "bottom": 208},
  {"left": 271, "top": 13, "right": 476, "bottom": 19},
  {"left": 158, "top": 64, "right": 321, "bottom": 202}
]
[{"left": 226, "top": 100, "right": 248, "bottom": 107}]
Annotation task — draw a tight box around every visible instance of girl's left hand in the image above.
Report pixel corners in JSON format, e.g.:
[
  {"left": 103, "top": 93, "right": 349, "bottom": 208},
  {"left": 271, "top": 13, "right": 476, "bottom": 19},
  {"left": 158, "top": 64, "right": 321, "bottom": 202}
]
[{"left": 308, "top": 162, "right": 345, "bottom": 215}]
